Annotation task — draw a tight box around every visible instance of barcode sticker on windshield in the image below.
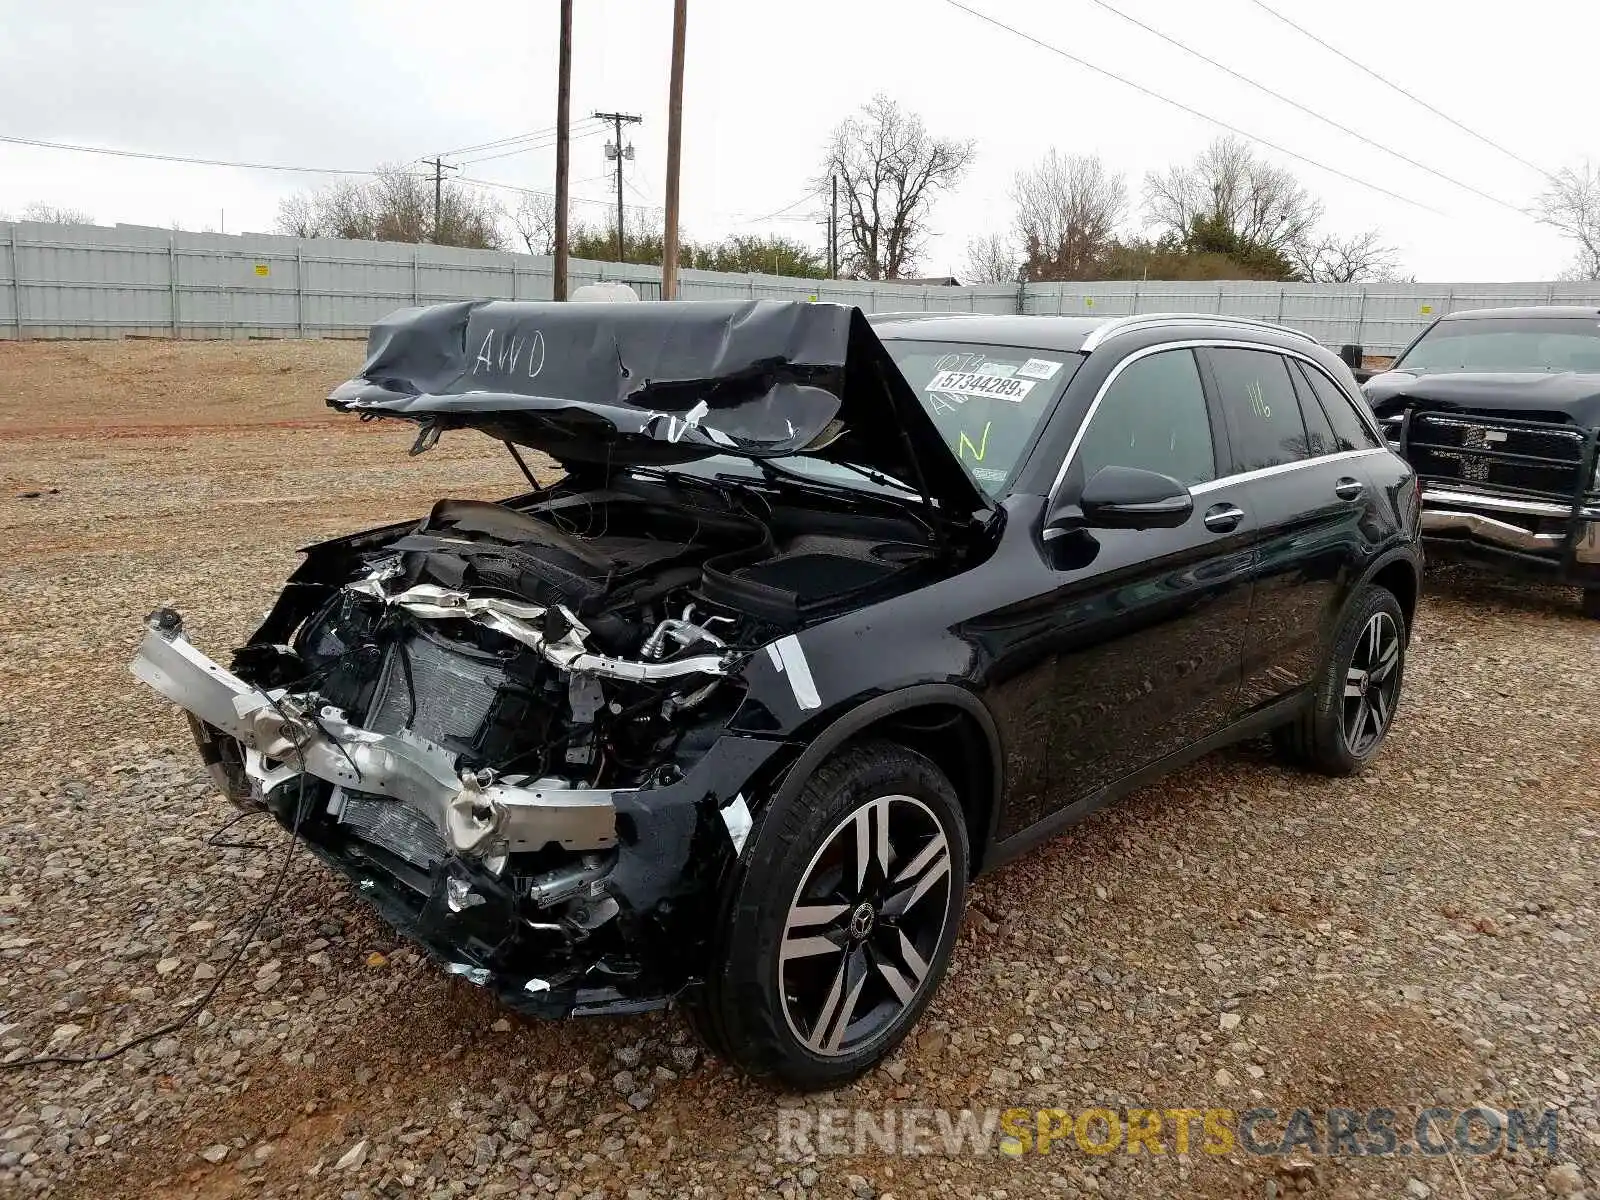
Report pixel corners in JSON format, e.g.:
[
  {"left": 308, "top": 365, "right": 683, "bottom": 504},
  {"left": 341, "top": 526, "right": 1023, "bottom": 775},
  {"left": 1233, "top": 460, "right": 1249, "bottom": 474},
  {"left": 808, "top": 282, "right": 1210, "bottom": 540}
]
[
  {"left": 1016, "top": 357, "right": 1063, "bottom": 380},
  {"left": 926, "top": 370, "right": 1037, "bottom": 402}
]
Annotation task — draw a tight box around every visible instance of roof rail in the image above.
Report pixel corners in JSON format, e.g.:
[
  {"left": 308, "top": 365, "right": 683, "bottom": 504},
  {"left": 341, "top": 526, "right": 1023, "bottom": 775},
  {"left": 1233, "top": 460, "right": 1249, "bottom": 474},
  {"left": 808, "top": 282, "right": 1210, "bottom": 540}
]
[
  {"left": 1080, "top": 311, "right": 1316, "bottom": 352},
  {"left": 864, "top": 310, "right": 982, "bottom": 325}
]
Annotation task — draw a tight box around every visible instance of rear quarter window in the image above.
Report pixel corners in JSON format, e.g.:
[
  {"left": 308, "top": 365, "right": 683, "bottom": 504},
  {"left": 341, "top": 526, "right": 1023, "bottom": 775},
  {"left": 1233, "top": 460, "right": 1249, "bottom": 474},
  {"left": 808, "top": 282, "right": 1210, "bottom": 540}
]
[{"left": 1295, "top": 361, "right": 1381, "bottom": 451}]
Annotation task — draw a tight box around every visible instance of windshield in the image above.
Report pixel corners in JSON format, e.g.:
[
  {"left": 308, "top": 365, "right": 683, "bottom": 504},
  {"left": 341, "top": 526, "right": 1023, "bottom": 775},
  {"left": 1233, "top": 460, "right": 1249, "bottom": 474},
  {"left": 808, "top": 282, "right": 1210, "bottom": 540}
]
[
  {"left": 1397, "top": 317, "right": 1600, "bottom": 374},
  {"left": 880, "top": 339, "right": 1080, "bottom": 497}
]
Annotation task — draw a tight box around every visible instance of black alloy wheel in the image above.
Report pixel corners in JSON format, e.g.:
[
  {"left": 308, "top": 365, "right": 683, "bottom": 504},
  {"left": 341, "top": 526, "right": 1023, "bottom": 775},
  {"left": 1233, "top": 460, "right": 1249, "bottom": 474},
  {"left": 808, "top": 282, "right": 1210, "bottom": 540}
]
[
  {"left": 1272, "top": 582, "right": 1408, "bottom": 775},
  {"left": 690, "top": 741, "right": 969, "bottom": 1089},
  {"left": 1343, "top": 610, "right": 1402, "bottom": 755},
  {"left": 778, "top": 793, "right": 953, "bottom": 1056}
]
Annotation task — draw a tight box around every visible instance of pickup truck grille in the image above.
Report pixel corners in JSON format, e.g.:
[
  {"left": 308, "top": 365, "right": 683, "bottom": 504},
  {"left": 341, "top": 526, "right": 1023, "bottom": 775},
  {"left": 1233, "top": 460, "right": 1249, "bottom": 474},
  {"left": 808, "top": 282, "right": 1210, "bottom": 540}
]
[{"left": 1404, "top": 412, "right": 1590, "bottom": 502}]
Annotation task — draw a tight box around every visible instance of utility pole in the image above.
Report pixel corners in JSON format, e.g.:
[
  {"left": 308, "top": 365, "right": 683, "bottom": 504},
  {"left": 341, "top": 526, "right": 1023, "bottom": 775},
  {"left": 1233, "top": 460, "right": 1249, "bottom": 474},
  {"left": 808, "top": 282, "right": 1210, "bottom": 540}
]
[
  {"left": 422, "top": 156, "right": 458, "bottom": 244},
  {"left": 594, "top": 110, "right": 641, "bottom": 262},
  {"left": 829, "top": 174, "right": 838, "bottom": 279},
  {"left": 553, "top": 0, "right": 573, "bottom": 300},
  {"left": 661, "top": 0, "right": 687, "bottom": 299}
]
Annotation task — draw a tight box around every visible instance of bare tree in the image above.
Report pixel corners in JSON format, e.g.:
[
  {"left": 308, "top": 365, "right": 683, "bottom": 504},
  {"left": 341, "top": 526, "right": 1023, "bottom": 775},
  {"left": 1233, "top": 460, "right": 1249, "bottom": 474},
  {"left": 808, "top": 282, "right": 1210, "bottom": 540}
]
[
  {"left": 511, "top": 192, "right": 558, "bottom": 256},
  {"left": 274, "top": 194, "right": 319, "bottom": 238},
  {"left": 1011, "top": 150, "right": 1126, "bottom": 280},
  {"left": 1144, "top": 136, "right": 1322, "bottom": 254},
  {"left": 18, "top": 203, "right": 95, "bottom": 224},
  {"left": 273, "top": 165, "right": 504, "bottom": 249},
  {"left": 1289, "top": 229, "right": 1404, "bottom": 283},
  {"left": 820, "top": 94, "right": 974, "bottom": 280},
  {"left": 962, "top": 233, "right": 1018, "bottom": 283},
  {"left": 1535, "top": 161, "right": 1600, "bottom": 281}
]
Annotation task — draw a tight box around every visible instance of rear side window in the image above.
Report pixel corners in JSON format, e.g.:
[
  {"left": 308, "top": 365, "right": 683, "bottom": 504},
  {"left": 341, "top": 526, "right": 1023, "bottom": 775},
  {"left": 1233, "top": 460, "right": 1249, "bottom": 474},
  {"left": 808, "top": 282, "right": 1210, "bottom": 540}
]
[
  {"left": 1205, "top": 348, "right": 1309, "bottom": 471},
  {"left": 1076, "top": 348, "right": 1215, "bottom": 485},
  {"left": 1295, "top": 361, "right": 1381, "bottom": 451},
  {"left": 1293, "top": 368, "right": 1338, "bottom": 456}
]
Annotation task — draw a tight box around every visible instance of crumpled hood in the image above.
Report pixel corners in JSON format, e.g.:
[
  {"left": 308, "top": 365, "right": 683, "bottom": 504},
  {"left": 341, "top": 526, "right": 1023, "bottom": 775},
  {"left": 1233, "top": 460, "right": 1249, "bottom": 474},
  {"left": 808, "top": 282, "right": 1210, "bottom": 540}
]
[
  {"left": 328, "top": 299, "right": 988, "bottom": 516},
  {"left": 1364, "top": 369, "right": 1600, "bottom": 426}
]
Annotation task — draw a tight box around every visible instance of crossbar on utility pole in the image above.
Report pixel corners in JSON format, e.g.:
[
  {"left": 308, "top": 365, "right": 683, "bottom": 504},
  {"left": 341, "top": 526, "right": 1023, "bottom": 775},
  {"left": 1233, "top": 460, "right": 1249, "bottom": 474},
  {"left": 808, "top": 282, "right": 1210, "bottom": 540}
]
[
  {"left": 661, "top": 0, "right": 687, "bottom": 299},
  {"left": 422, "top": 156, "right": 458, "bottom": 244},
  {"left": 594, "top": 110, "right": 642, "bottom": 262},
  {"left": 553, "top": 0, "right": 573, "bottom": 300}
]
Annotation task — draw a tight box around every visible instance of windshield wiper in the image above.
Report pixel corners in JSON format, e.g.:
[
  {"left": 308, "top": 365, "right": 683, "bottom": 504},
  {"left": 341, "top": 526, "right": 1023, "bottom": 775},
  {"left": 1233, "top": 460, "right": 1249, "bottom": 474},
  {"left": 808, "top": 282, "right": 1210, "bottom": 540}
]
[
  {"left": 730, "top": 460, "right": 938, "bottom": 541},
  {"left": 752, "top": 456, "right": 919, "bottom": 496}
]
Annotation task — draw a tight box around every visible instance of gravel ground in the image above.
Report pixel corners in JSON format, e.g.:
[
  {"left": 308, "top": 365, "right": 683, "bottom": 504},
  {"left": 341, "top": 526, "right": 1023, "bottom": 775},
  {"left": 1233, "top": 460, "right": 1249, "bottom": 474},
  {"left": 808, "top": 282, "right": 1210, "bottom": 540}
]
[{"left": 1, "top": 340, "right": 1597, "bottom": 1200}]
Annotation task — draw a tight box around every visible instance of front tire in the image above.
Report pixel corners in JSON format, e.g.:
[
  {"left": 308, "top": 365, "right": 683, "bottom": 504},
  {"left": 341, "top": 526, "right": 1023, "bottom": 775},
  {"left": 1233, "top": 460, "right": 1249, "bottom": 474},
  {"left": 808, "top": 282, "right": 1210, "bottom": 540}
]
[
  {"left": 1273, "top": 584, "right": 1407, "bottom": 775},
  {"left": 691, "top": 741, "right": 969, "bottom": 1090}
]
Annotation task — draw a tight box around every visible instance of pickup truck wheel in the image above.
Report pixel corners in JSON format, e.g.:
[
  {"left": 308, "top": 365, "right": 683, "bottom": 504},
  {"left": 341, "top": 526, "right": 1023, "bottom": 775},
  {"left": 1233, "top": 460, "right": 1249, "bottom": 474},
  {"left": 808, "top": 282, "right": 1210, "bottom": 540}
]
[
  {"left": 689, "top": 741, "right": 969, "bottom": 1090},
  {"left": 1273, "top": 584, "right": 1407, "bottom": 776},
  {"left": 1582, "top": 589, "right": 1600, "bottom": 620}
]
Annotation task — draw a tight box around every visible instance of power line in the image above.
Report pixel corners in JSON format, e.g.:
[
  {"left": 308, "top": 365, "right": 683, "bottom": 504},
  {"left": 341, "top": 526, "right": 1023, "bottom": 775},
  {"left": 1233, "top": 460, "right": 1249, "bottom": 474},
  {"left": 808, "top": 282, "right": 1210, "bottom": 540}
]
[
  {"left": 1246, "top": 0, "right": 1551, "bottom": 180},
  {"left": 457, "top": 124, "right": 605, "bottom": 167},
  {"left": 940, "top": 0, "right": 1441, "bottom": 215},
  {"left": 623, "top": 176, "right": 655, "bottom": 207},
  {"left": 439, "top": 117, "right": 604, "bottom": 159},
  {"left": 444, "top": 118, "right": 604, "bottom": 164},
  {"left": 0, "top": 132, "right": 377, "bottom": 175},
  {"left": 457, "top": 174, "right": 659, "bottom": 212},
  {"left": 1086, "top": 0, "right": 1529, "bottom": 218},
  {"left": 738, "top": 191, "right": 821, "bottom": 226}
]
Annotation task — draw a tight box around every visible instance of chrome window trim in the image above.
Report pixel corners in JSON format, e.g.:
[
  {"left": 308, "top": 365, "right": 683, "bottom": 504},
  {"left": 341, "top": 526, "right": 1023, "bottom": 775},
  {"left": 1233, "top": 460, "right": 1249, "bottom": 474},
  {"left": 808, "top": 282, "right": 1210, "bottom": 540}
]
[
  {"left": 1079, "top": 313, "right": 1316, "bottom": 353},
  {"left": 1188, "top": 448, "right": 1390, "bottom": 495},
  {"left": 1047, "top": 338, "right": 1392, "bottom": 503}
]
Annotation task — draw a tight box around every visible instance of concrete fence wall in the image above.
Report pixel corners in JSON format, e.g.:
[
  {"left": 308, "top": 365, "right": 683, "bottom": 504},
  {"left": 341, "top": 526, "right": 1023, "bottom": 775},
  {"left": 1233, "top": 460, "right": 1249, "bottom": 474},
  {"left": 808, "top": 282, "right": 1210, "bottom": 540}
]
[
  {"left": 1023, "top": 280, "right": 1600, "bottom": 356},
  {"left": 0, "top": 222, "right": 1016, "bottom": 341},
  {"left": 3, "top": 222, "right": 1597, "bottom": 354}
]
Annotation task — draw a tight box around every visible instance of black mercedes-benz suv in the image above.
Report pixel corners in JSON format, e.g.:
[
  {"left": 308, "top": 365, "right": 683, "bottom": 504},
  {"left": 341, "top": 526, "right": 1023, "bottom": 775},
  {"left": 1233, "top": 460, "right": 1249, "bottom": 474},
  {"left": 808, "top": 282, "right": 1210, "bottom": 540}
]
[
  {"left": 1364, "top": 305, "right": 1600, "bottom": 615},
  {"left": 132, "top": 301, "right": 1421, "bottom": 1088}
]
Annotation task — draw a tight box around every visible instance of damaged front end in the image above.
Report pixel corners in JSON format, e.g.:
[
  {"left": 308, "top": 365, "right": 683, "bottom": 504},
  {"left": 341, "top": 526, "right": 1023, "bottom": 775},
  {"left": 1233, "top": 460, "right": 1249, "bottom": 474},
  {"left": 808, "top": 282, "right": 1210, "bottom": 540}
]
[
  {"left": 131, "top": 299, "right": 979, "bottom": 1019},
  {"left": 130, "top": 500, "right": 799, "bottom": 1017}
]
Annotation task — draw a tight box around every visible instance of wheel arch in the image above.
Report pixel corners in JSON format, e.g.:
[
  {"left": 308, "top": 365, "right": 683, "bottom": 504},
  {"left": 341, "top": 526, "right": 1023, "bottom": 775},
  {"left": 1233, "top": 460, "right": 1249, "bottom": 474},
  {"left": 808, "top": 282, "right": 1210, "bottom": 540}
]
[
  {"left": 1363, "top": 547, "right": 1421, "bottom": 635},
  {"left": 763, "top": 684, "right": 1004, "bottom": 877}
]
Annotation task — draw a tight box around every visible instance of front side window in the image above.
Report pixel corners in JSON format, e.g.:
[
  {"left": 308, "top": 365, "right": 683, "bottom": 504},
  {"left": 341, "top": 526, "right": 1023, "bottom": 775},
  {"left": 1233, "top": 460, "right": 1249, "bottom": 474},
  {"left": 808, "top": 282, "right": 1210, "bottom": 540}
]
[
  {"left": 1207, "top": 348, "right": 1311, "bottom": 472},
  {"left": 882, "top": 339, "right": 1080, "bottom": 497},
  {"left": 1295, "top": 360, "right": 1381, "bottom": 451},
  {"left": 1396, "top": 316, "right": 1600, "bottom": 374},
  {"left": 1076, "top": 348, "right": 1215, "bottom": 485}
]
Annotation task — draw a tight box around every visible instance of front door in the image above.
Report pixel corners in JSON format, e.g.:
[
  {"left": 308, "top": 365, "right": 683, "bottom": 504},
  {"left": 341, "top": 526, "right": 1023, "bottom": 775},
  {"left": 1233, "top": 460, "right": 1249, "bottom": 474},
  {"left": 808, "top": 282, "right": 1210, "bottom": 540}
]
[{"left": 1030, "top": 346, "right": 1255, "bottom": 824}]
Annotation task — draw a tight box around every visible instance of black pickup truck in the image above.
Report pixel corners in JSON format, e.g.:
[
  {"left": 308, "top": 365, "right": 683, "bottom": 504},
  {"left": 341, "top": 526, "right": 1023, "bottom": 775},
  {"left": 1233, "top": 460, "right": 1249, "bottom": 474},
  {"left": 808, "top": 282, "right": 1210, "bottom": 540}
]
[{"left": 1363, "top": 306, "right": 1600, "bottom": 616}]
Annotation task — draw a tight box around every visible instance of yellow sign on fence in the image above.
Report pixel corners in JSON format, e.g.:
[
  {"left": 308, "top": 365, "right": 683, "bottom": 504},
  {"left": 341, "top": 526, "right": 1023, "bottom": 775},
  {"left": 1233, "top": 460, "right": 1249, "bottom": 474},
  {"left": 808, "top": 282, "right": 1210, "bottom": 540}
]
[{"left": 254, "top": 263, "right": 270, "bottom": 277}]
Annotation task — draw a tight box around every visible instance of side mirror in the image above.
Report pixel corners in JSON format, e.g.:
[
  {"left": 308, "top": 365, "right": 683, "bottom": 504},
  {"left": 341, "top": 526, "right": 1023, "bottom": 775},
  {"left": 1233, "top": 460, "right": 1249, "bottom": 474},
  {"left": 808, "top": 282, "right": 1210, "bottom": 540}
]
[{"left": 1071, "top": 465, "right": 1194, "bottom": 530}]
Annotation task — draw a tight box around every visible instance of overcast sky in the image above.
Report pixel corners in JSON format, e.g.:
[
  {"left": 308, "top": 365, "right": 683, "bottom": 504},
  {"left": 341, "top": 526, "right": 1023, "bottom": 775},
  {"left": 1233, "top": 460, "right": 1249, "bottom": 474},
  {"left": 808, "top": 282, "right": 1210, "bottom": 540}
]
[{"left": 0, "top": 0, "right": 1591, "bottom": 281}]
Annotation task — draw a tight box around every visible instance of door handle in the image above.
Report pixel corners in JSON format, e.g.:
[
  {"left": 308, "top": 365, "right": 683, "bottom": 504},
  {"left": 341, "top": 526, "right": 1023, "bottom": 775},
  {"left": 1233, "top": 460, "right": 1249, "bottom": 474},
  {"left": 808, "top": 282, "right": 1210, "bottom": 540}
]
[
  {"left": 1202, "top": 503, "right": 1244, "bottom": 532},
  {"left": 1334, "top": 477, "right": 1364, "bottom": 500}
]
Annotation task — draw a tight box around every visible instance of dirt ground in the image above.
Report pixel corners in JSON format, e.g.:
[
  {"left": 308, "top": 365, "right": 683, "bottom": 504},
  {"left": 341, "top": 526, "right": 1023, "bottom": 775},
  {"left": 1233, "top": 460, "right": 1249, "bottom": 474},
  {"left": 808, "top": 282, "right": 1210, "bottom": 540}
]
[{"left": 0, "top": 340, "right": 1596, "bottom": 1200}]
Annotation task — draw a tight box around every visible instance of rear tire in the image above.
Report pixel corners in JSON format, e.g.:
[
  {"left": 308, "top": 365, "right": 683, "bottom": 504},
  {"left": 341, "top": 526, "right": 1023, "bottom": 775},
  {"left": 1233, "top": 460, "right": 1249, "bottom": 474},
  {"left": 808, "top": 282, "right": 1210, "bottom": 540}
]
[
  {"left": 690, "top": 741, "right": 968, "bottom": 1090},
  {"left": 1273, "top": 584, "right": 1407, "bottom": 776},
  {"left": 1582, "top": 589, "right": 1600, "bottom": 620}
]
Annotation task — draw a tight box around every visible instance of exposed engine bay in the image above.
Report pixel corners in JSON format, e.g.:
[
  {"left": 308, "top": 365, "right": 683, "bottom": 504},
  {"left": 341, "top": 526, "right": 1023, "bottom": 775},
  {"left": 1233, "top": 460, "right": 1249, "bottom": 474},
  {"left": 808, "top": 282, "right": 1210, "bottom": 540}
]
[{"left": 132, "top": 467, "right": 951, "bottom": 1013}]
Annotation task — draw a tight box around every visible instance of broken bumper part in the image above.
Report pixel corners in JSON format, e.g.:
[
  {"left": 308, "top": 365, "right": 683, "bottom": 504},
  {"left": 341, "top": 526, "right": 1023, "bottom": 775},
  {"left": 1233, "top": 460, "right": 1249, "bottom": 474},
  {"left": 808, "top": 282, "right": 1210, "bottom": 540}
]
[
  {"left": 130, "top": 612, "right": 617, "bottom": 857},
  {"left": 1419, "top": 488, "right": 1600, "bottom": 571}
]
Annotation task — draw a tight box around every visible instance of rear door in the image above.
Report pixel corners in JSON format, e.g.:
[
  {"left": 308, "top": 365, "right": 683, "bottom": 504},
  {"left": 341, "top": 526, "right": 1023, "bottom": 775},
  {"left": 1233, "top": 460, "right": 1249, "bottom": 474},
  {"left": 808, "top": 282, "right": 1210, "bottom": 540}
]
[
  {"left": 1200, "top": 347, "right": 1385, "bottom": 715},
  {"left": 1039, "top": 346, "right": 1255, "bottom": 809}
]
